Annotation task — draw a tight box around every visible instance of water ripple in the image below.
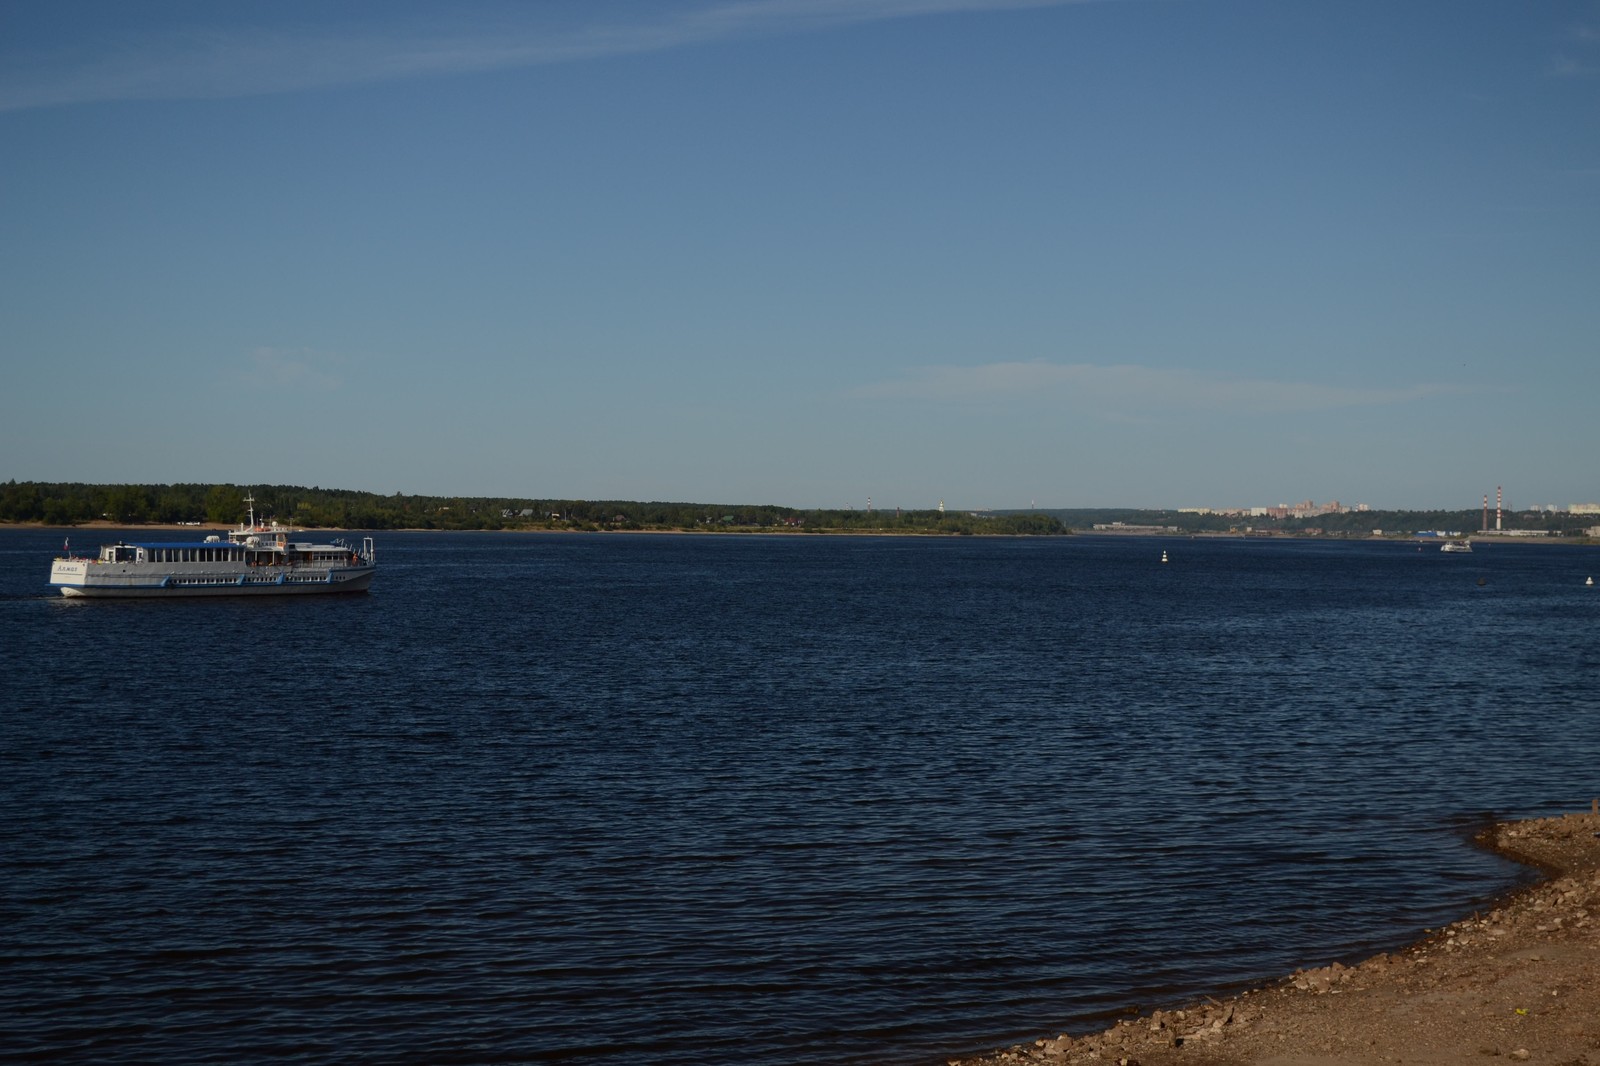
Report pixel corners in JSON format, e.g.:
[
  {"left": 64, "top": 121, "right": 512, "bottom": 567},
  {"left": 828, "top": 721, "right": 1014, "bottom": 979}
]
[{"left": 2, "top": 531, "right": 1596, "bottom": 1064}]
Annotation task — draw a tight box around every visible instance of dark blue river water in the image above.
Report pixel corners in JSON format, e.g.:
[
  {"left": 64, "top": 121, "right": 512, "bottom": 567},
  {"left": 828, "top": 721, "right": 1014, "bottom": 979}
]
[{"left": 2, "top": 529, "right": 1597, "bottom": 1065}]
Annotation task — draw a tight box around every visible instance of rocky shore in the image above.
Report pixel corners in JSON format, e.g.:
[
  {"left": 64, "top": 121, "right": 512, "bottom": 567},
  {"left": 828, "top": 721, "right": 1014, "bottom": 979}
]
[{"left": 948, "top": 804, "right": 1600, "bottom": 1066}]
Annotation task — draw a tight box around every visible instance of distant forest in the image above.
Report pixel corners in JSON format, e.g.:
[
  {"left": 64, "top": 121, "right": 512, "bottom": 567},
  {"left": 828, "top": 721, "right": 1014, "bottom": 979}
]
[
  {"left": 0, "top": 481, "right": 1065, "bottom": 535},
  {"left": 3, "top": 482, "right": 1593, "bottom": 538}
]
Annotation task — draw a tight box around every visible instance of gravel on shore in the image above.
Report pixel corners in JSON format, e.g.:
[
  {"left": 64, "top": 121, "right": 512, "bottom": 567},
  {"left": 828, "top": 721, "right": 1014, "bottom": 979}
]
[{"left": 947, "top": 803, "right": 1600, "bottom": 1066}]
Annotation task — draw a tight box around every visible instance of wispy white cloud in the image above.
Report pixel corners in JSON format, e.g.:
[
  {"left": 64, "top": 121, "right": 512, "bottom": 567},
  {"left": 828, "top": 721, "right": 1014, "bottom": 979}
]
[
  {"left": 240, "top": 347, "right": 343, "bottom": 392},
  {"left": 849, "top": 360, "right": 1468, "bottom": 414},
  {"left": 0, "top": 0, "right": 1088, "bottom": 112},
  {"left": 1549, "top": 55, "right": 1598, "bottom": 78},
  {"left": 1550, "top": 19, "right": 1600, "bottom": 78}
]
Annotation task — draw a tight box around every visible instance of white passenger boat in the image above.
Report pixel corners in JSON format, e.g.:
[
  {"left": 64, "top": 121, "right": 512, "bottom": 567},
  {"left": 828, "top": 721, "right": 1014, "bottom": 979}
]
[
  {"left": 49, "top": 497, "right": 375, "bottom": 598},
  {"left": 1440, "top": 539, "right": 1473, "bottom": 553}
]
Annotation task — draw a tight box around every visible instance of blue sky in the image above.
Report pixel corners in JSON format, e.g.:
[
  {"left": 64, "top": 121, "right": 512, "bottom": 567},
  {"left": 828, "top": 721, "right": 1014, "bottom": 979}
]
[{"left": 2, "top": 0, "right": 1597, "bottom": 511}]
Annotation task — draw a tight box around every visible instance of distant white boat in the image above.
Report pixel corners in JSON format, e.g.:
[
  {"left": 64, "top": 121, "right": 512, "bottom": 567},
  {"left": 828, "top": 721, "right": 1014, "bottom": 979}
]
[{"left": 1440, "top": 540, "right": 1473, "bottom": 553}]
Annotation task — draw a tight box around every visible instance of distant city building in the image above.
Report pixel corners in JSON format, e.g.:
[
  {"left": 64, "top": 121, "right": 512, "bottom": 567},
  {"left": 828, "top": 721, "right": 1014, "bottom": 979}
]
[{"left": 1260, "top": 500, "right": 1353, "bottom": 519}]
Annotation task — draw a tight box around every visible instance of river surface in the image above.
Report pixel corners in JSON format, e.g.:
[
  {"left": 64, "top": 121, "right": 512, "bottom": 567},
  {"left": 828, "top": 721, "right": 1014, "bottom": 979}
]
[{"left": 2, "top": 528, "right": 1597, "bottom": 1064}]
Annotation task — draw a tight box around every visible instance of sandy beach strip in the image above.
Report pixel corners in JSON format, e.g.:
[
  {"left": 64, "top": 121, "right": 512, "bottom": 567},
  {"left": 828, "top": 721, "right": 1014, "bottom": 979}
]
[{"left": 947, "top": 804, "right": 1600, "bottom": 1066}]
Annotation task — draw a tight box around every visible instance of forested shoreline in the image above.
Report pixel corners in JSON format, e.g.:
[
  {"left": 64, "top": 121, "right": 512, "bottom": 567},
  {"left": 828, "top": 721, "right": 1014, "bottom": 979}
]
[
  {"left": 4, "top": 481, "right": 1592, "bottom": 538},
  {"left": 0, "top": 482, "right": 1065, "bottom": 535}
]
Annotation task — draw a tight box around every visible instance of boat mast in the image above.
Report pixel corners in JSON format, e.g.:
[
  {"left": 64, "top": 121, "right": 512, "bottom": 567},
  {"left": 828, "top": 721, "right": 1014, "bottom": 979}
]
[{"left": 244, "top": 492, "right": 257, "bottom": 530}]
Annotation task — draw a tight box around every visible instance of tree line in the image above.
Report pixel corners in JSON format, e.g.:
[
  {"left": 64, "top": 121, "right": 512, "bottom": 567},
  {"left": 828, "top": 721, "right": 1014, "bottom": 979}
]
[
  {"left": 14, "top": 482, "right": 1584, "bottom": 537},
  {"left": 0, "top": 482, "right": 1067, "bottom": 535}
]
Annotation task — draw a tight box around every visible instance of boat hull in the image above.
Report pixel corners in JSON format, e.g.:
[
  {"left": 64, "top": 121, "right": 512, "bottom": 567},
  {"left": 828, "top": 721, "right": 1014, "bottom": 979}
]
[{"left": 51, "top": 562, "right": 375, "bottom": 598}]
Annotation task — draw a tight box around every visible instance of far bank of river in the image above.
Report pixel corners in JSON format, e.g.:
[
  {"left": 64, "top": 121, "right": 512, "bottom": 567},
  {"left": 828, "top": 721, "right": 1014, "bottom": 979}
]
[{"left": 10, "top": 521, "right": 1596, "bottom": 545}]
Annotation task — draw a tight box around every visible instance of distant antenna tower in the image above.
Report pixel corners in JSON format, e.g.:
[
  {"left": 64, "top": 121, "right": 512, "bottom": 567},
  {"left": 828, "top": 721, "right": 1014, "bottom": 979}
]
[
  {"left": 1497, "top": 485, "right": 1502, "bottom": 531},
  {"left": 938, "top": 499, "right": 945, "bottom": 514},
  {"left": 1483, "top": 494, "right": 1489, "bottom": 532},
  {"left": 866, "top": 496, "right": 872, "bottom": 513}
]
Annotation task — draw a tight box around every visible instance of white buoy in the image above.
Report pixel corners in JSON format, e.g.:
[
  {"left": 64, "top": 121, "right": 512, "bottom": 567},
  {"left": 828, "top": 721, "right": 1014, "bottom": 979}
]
[
  {"left": 1161, "top": 550, "right": 1168, "bottom": 563},
  {"left": 1588, "top": 576, "right": 1594, "bottom": 586}
]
